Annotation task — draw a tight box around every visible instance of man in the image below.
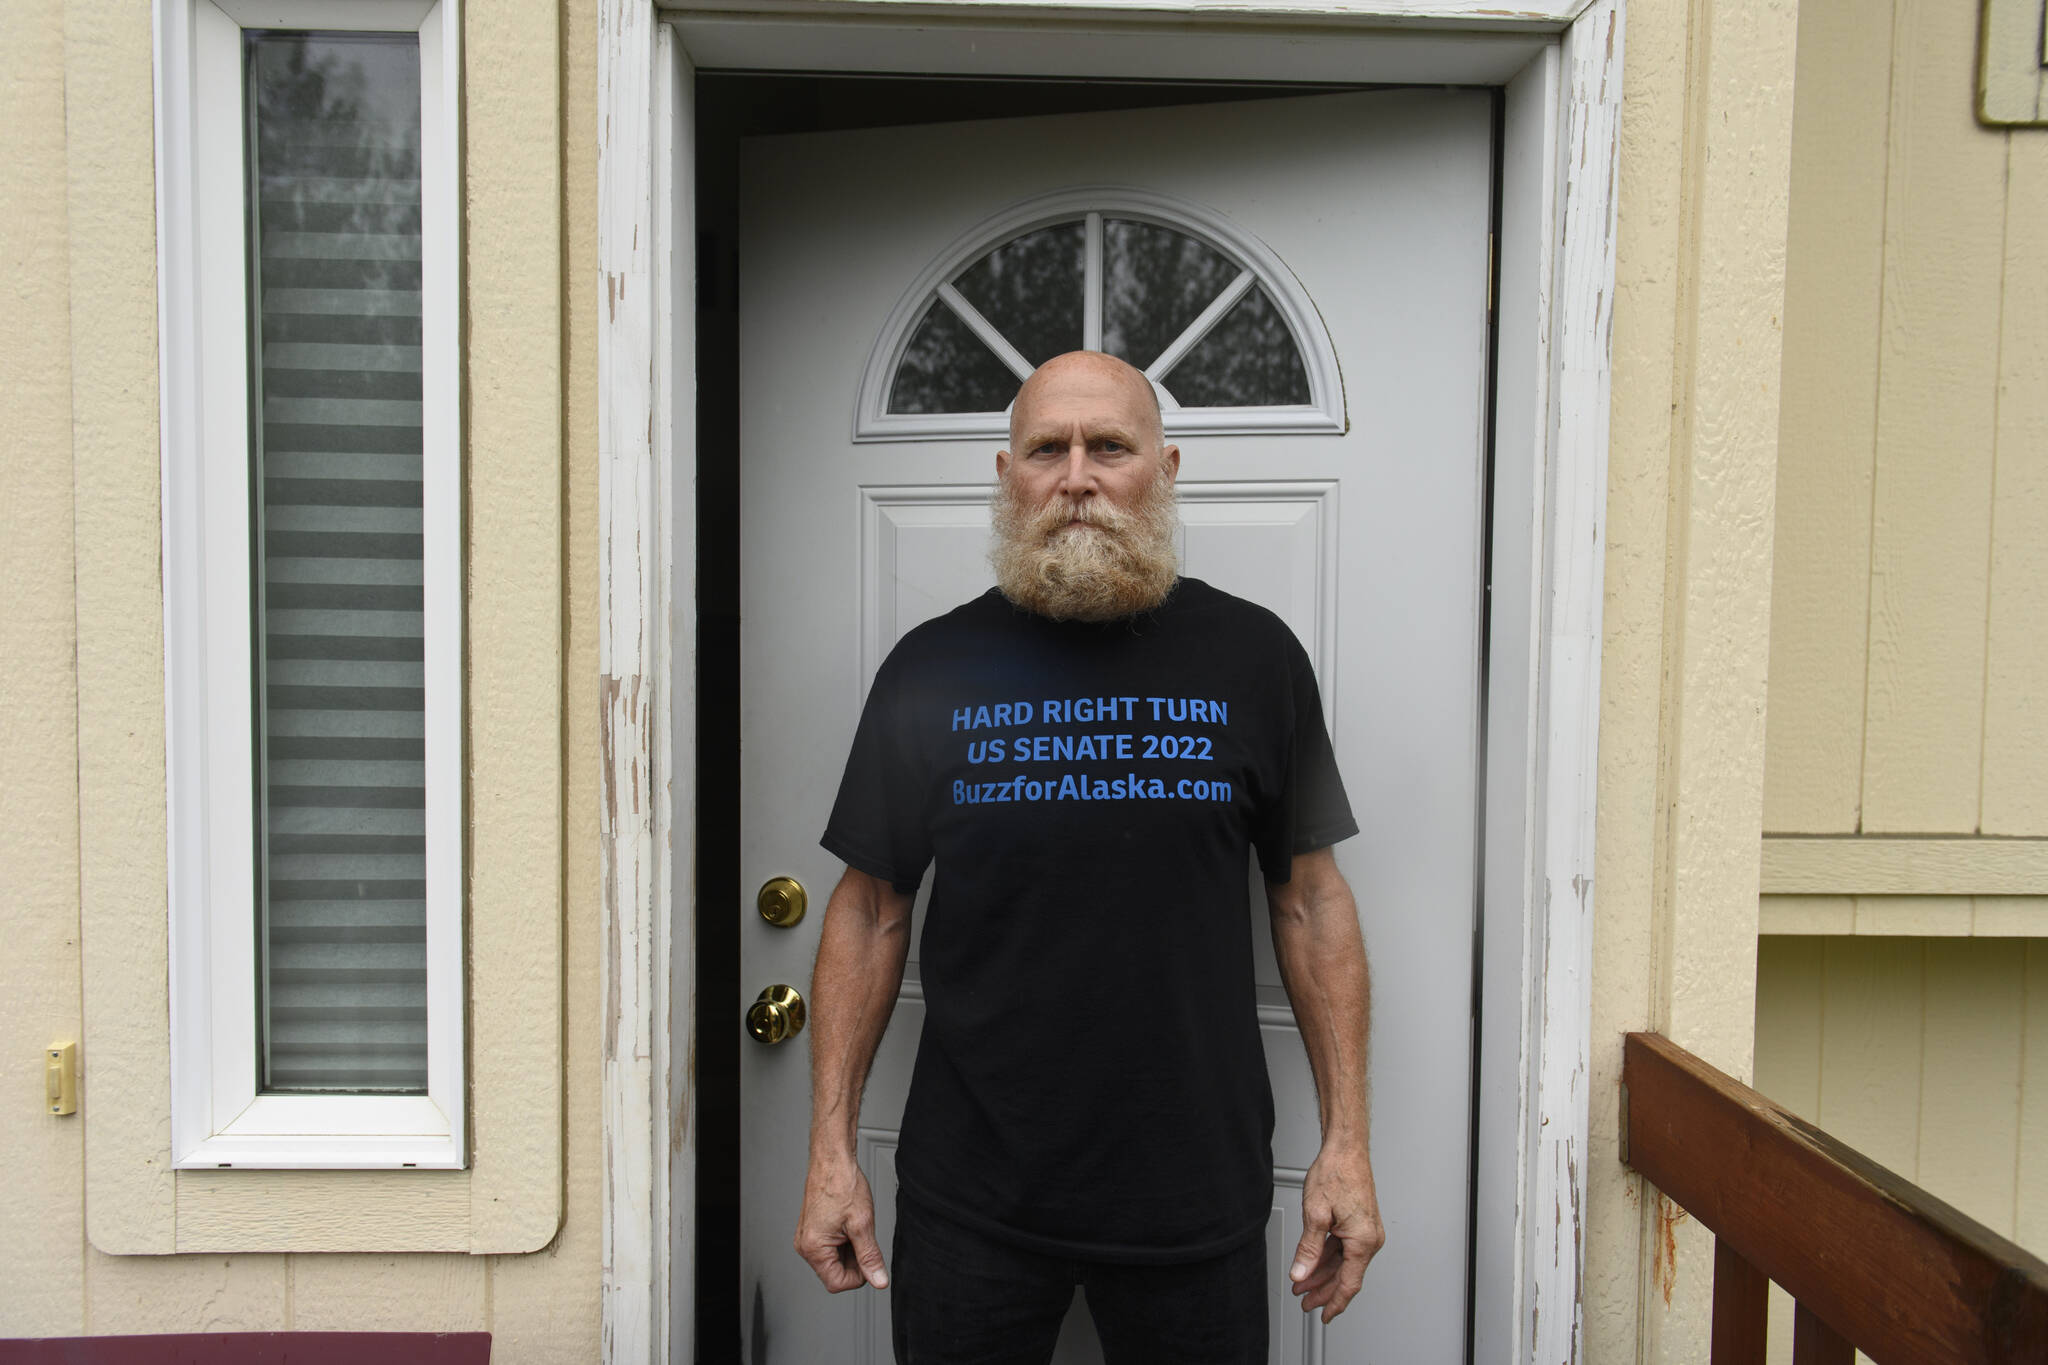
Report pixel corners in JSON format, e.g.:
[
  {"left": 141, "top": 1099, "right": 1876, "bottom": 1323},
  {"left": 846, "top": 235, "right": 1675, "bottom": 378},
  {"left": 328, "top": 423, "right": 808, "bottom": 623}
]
[{"left": 795, "top": 350, "right": 1384, "bottom": 1363}]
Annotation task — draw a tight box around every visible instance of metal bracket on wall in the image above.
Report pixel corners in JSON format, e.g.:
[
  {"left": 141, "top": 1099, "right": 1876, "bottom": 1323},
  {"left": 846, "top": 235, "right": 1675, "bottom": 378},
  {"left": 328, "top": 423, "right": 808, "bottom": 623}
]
[
  {"left": 46, "top": 1041, "right": 77, "bottom": 1116},
  {"left": 1979, "top": 0, "right": 2048, "bottom": 126}
]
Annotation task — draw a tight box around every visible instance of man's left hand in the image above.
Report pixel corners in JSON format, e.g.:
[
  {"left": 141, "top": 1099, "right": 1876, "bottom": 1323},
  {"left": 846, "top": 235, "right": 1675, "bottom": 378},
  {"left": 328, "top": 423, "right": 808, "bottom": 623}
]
[{"left": 1287, "top": 1141, "right": 1385, "bottom": 1323}]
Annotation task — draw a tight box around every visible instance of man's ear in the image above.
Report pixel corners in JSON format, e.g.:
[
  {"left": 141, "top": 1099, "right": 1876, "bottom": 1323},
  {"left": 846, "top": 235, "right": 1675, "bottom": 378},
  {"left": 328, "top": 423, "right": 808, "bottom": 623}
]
[
  {"left": 996, "top": 449, "right": 1012, "bottom": 479},
  {"left": 1162, "top": 444, "right": 1181, "bottom": 481}
]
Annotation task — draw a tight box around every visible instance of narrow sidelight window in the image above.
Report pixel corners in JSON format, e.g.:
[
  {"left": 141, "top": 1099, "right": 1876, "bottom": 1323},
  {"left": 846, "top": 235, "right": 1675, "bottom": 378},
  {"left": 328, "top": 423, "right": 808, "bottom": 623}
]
[{"left": 160, "top": 0, "right": 461, "bottom": 1169}]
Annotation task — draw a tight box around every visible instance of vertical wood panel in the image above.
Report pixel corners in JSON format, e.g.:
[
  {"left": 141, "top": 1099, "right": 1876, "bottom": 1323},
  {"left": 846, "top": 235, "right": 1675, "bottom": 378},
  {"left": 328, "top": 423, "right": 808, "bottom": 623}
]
[
  {"left": 1790, "top": 1302, "right": 1854, "bottom": 1365},
  {"left": 1757, "top": 937, "right": 2048, "bottom": 1265},
  {"left": 2018, "top": 942, "right": 2048, "bottom": 1251},
  {"left": 1980, "top": 132, "right": 2048, "bottom": 834},
  {"left": 1763, "top": 0, "right": 1893, "bottom": 834},
  {"left": 1916, "top": 939, "right": 2024, "bottom": 1238},
  {"left": 1754, "top": 937, "right": 1826, "bottom": 1115},
  {"left": 1859, "top": 0, "right": 2009, "bottom": 832},
  {"left": 1754, "top": 937, "right": 1825, "bottom": 1365},
  {"left": 1817, "top": 938, "right": 1923, "bottom": 1175},
  {"left": 1711, "top": 1238, "right": 1769, "bottom": 1365},
  {"left": 1755, "top": 938, "right": 2048, "bottom": 1358}
]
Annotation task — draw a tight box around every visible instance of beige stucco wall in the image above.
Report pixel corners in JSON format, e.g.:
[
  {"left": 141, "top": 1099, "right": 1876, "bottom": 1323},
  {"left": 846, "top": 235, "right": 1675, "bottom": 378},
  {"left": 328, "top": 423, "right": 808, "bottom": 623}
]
[
  {"left": 0, "top": 0, "right": 604, "bottom": 1350},
  {"left": 0, "top": 0, "right": 86, "bottom": 1333},
  {"left": 1586, "top": 0, "right": 1800, "bottom": 1357}
]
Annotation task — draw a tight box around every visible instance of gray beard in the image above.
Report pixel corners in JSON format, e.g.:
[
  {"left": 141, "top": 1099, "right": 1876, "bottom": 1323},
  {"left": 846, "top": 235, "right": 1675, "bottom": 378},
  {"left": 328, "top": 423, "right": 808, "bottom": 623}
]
[{"left": 988, "top": 466, "right": 1180, "bottom": 622}]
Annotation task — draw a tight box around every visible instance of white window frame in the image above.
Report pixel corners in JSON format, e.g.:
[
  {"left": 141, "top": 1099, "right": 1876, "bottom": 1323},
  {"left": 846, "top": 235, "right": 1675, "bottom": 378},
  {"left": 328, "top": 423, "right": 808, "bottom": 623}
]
[{"left": 156, "top": 0, "right": 465, "bottom": 1169}]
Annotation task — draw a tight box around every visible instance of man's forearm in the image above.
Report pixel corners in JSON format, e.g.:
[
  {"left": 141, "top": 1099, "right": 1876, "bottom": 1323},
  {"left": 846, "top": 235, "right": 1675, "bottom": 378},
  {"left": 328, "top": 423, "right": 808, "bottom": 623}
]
[
  {"left": 808, "top": 867, "right": 914, "bottom": 1162},
  {"left": 1267, "top": 847, "right": 1372, "bottom": 1148}
]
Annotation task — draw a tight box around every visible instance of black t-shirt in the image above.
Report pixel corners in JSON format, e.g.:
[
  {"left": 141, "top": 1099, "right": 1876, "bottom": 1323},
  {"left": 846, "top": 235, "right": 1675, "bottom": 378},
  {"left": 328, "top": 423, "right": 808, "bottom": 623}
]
[{"left": 820, "top": 577, "right": 1357, "bottom": 1263}]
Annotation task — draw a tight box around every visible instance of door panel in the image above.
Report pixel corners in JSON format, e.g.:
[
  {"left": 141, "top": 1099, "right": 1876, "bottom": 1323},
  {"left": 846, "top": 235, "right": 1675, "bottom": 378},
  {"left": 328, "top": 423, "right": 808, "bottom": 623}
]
[{"left": 738, "top": 89, "right": 1491, "bottom": 1364}]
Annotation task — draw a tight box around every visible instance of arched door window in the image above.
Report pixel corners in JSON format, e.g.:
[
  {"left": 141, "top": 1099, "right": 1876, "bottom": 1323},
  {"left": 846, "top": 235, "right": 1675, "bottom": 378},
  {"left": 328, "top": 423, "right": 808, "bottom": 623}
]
[{"left": 855, "top": 187, "right": 1346, "bottom": 440}]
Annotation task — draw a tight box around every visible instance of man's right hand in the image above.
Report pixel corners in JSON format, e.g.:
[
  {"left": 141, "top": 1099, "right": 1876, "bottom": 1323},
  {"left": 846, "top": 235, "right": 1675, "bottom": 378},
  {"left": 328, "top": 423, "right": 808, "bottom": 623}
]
[{"left": 794, "top": 1152, "right": 889, "bottom": 1292}]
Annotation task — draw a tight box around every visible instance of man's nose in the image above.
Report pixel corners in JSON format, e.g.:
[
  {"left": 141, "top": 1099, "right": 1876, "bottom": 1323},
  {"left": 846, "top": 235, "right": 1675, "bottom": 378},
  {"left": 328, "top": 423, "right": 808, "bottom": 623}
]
[{"left": 1056, "top": 443, "right": 1093, "bottom": 494}]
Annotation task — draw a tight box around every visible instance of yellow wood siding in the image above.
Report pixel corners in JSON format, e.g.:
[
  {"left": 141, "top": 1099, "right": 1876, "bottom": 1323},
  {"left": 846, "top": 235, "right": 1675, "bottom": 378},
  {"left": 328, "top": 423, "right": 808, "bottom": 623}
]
[
  {"left": 1982, "top": 129, "right": 2048, "bottom": 833},
  {"left": 1766, "top": 0, "right": 2048, "bottom": 842},
  {"left": 1754, "top": 937, "right": 2048, "bottom": 1364},
  {"left": 1764, "top": 0, "right": 1889, "bottom": 835},
  {"left": 1758, "top": 12, "right": 2045, "bottom": 1363}
]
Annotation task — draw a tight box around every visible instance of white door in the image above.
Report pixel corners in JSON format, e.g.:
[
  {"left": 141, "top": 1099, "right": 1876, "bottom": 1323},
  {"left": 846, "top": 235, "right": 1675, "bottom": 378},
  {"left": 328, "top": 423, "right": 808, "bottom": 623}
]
[{"left": 738, "top": 89, "right": 1491, "bottom": 1364}]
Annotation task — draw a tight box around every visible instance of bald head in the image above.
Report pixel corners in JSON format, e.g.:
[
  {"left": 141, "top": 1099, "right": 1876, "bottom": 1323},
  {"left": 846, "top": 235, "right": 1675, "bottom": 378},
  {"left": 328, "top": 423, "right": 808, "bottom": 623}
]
[{"left": 1008, "top": 351, "right": 1165, "bottom": 456}]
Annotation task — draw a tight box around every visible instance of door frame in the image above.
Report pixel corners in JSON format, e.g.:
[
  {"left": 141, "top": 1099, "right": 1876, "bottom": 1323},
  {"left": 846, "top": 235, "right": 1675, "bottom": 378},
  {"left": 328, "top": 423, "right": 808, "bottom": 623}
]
[{"left": 595, "top": 3, "right": 1622, "bottom": 1362}]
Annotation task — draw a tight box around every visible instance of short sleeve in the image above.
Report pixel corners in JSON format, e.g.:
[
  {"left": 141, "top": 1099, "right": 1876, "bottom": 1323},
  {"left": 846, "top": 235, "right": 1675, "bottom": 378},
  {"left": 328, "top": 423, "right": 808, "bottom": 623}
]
[
  {"left": 1252, "top": 628, "right": 1359, "bottom": 882},
  {"left": 819, "top": 648, "right": 934, "bottom": 895}
]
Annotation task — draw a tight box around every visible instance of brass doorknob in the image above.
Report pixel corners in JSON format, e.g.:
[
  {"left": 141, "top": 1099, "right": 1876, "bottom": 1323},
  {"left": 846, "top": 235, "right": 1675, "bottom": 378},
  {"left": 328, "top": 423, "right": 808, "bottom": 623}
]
[
  {"left": 757, "top": 875, "right": 807, "bottom": 928},
  {"left": 746, "top": 984, "right": 807, "bottom": 1045}
]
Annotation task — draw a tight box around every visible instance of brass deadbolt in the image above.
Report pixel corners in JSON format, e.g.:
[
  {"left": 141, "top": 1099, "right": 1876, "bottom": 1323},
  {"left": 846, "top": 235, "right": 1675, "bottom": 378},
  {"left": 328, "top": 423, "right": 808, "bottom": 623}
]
[
  {"left": 757, "top": 875, "right": 808, "bottom": 928},
  {"left": 746, "top": 984, "right": 807, "bottom": 1045}
]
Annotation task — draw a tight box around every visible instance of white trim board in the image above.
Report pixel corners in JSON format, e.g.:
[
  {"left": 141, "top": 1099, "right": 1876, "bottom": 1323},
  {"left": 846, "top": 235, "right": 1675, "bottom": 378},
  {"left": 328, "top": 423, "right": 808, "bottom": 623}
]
[
  {"left": 598, "top": 16, "right": 702, "bottom": 1365},
  {"left": 668, "top": 11, "right": 1550, "bottom": 83},
  {"left": 597, "top": 4, "right": 1620, "bottom": 1362},
  {"left": 598, "top": 0, "right": 685, "bottom": 1358}
]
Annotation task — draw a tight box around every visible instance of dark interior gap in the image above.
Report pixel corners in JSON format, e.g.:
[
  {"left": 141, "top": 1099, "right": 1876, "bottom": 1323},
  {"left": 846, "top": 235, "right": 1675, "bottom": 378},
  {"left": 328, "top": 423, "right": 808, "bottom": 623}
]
[{"left": 1460, "top": 85, "right": 1509, "bottom": 1365}]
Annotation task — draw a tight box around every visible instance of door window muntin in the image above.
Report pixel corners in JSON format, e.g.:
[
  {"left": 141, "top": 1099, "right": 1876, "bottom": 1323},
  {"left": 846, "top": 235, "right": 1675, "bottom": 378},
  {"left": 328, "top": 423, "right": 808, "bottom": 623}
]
[{"left": 855, "top": 186, "right": 1347, "bottom": 441}]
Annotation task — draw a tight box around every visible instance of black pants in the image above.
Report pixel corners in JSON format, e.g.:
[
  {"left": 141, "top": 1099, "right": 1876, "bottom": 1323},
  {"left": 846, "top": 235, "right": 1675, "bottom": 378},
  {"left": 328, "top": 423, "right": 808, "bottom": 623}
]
[{"left": 890, "top": 1191, "right": 1269, "bottom": 1365}]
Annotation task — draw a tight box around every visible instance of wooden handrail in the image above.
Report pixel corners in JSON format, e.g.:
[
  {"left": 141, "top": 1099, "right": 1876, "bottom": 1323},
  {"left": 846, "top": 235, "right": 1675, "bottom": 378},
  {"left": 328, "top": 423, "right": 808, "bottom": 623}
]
[{"left": 1623, "top": 1031, "right": 2048, "bottom": 1365}]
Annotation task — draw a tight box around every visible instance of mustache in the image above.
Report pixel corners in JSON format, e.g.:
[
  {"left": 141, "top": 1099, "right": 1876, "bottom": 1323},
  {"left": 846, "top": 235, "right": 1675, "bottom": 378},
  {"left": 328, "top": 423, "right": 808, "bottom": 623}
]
[{"left": 1026, "top": 493, "right": 1131, "bottom": 537}]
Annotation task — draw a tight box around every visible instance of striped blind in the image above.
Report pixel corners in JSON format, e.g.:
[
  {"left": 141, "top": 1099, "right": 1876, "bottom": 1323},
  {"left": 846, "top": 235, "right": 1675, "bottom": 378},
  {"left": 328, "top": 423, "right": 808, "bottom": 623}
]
[{"left": 248, "top": 32, "right": 429, "bottom": 1094}]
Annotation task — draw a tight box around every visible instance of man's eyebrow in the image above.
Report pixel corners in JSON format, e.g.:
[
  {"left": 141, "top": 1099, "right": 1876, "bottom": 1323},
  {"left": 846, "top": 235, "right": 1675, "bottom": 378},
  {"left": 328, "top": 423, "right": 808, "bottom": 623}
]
[
  {"left": 1013, "top": 424, "right": 1146, "bottom": 450},
  {"left": 1084, "top": 424, "right": 1143, "bottom": 447}
]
